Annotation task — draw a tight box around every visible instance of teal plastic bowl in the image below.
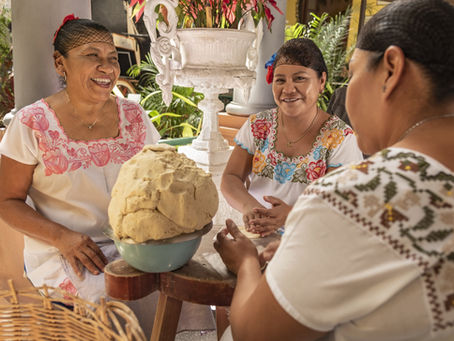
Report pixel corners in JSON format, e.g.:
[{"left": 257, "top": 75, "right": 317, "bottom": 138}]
[{"left": 106, "top": 222, "right": 212, "bottom": 273}]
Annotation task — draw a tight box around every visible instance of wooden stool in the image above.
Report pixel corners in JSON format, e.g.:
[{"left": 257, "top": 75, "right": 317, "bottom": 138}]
[{"left": 105, "top": 227, "right": 279, "bottom": 341}]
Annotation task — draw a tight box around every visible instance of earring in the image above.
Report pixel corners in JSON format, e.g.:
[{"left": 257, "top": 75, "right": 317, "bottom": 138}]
[
  {"left": 382, "top": 84, "right": 387, "bottom": 92},
  {"left": 63, "top": 72, "right": 67, "bottom": 82}
]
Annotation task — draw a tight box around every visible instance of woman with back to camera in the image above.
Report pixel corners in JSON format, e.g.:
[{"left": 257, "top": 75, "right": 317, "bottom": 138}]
[
  {"left": 215, "top": 0, "right": 454, "bottom": 340},
  {"left": 0, "top": 15, "right": 160, "bottom": 301},
  {"left": 221, "top": 38, "right": 363, "bottom": 236}
]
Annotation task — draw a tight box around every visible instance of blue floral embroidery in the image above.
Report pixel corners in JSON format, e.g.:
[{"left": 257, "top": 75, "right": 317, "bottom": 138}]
[
  {"left": 260, "top": 138, "right": 269, "bottom": 153},
  {"left": 313, "top": 145, "right": 323, "bottom": 160},
  {"left": 274, "top": 162, "right": 296, "bottom": 184}
]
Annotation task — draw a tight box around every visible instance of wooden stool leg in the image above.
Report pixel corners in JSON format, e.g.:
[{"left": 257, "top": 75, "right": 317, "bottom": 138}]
[
  {"left": 150, "top": 292, "right": 183, "bottom": 341},
  {"left": 215, "top": 306, "right": 230, "bottom": 340}
]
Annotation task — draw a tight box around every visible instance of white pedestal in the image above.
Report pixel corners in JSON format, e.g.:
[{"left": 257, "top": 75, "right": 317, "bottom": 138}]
[{"left": 175, "top": 68, "right": 255, "bottom": 225}]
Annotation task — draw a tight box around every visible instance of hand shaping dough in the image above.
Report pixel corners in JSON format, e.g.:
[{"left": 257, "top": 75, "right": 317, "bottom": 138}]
[
  {"left": 108, "top": 144, "right": 219, "bottom": 242},
  {"left": 238, "top": 225, "right": 261, "bottom": 239}
]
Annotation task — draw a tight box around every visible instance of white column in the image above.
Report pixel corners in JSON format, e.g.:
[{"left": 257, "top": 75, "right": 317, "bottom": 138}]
[
  {"left": 4, "top": 0, "right": 91, "bottom": 125},
  {"left": 226, "top": 0, "right": 288, "bottom": 116}
]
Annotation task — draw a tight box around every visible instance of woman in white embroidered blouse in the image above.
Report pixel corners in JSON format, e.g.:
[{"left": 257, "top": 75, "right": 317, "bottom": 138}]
[
  {"left": 221, "top": 38, "right": 363, "bottom": 236},
  {"left": 0, "top": 15, "right": 160, "bottom": 300},
  {"left": 215, "top": 0, "right": 454, "bottom": 340}
]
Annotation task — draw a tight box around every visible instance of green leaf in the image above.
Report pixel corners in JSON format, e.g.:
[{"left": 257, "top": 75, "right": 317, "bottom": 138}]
[{"left": 172, "top": 91, "right": 198, "bottom": 107}]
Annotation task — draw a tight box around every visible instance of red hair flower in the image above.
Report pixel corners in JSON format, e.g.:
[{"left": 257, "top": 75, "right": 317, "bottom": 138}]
[{"left": 53, "top": 14, "right": 79, "bottom": 43}]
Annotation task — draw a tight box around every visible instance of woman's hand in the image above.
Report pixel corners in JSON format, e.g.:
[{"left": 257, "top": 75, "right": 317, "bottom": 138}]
[
  {"left": 248, "top": 196, "right": 292, "bottom": 235},
  {"left": 214, "top": 219, "right": 259, "bottom": 275},
  {"left": 242, "top": 204, "right": 265, "bottom": 231},
  {"left": 55, "top": 230, "right": 108, "bottom": 279},
  {"left": 259, "top": 240, "right": 281, "bottom": 268}
]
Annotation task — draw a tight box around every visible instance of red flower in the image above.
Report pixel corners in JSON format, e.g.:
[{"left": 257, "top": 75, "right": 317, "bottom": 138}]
[
  {"left": 251, "top": 119, "right": 271, "bottom": 140},
  {"left": 305, "top": 160, "right": 327, "bottom": 181},
  {"left": 222, "top": 0, "right": 237, "bottom": 24},
  {"left": 264, "top": 6, "right": 275, "bottom": 29}
]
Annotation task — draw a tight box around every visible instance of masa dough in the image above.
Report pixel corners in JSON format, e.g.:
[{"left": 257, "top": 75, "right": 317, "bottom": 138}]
[
  {"left": 108, "top": 144, "right": 219, "bottom": 242},
  {"left": 238, "top": 225, "right": 261, "bottom": 239}
]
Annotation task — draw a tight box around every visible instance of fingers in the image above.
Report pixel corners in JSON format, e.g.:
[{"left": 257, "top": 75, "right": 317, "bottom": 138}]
[
  {"left": 252, "top": 207, "right": 271, "bottom": 217},
  {"left": 225, "top": 219, "right": 243, "bottom": 239},
  {"left": 263, "top": 196, "right": 285, "bottom": 206}
]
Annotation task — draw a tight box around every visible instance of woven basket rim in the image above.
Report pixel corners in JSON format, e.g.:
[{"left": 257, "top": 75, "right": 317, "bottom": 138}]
[{"left": 0, "top": 279, "right": 146, "bottom": 341}]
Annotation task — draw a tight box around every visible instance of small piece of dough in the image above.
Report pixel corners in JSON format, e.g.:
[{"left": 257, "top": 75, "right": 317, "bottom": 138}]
[{"left": 238, "top": 225, "right": 261, "bottom": 239}]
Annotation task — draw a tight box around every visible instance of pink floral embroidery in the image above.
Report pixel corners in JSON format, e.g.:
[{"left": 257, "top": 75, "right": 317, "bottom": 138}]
[
  {"left": 19, "top": 100, "right": 148, "bottom": 176},
  {"left": 43, "top": 148, "right": 69, "bottom": 176},
  {"left": 58, "top": 278, "right": 78, "bottom": 298},
  {"left": 88, "top": 143, "right": 110, "bottom": 167},
  {"left": 20, "top": 107, "right": 49, "bottom": 131},
  {"left": 306, "top": 160, "right": 327, "bottom": 181}
]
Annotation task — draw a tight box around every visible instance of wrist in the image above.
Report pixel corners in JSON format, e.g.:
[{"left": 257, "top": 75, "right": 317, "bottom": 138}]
[{"left": 237, "top": 254, "right": 261, "bottom": 277}]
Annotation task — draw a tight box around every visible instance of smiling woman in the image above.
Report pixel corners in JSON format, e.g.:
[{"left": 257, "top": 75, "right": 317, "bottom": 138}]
[
  {"left": 0, "top": 15, "right": 160, "bottom": 304},
  {"left": 221, "top": 38, "right": 363, "bottom": 236}
]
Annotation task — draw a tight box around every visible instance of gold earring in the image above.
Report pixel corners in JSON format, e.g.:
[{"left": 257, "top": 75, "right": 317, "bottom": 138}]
[{"left": 63, "top": 72, "right": 67, "bottom": 82}]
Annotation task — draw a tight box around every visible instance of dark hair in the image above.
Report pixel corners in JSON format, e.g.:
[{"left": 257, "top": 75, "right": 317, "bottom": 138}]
[
  {"left": 53, "top": 18, "right": 112, "bottom": 57},
  {"left": 273, "top": 38, "right": 328, "bottom": 79},
  {"left": 357, "top": 0, "right": 454, "bottom": 102}
]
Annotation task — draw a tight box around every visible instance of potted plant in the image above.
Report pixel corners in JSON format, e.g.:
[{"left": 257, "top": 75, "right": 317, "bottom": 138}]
[
  {"left": 130, "top": 0, "right": 283, "bottom": 73},
  {"left": 129, "top": 0, "right": 282, "bottom": 30}
]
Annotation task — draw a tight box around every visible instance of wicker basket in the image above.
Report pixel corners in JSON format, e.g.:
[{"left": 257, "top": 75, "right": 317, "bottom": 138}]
[{"left": 0, "top": 280, "right": 145, "bottom": 340}]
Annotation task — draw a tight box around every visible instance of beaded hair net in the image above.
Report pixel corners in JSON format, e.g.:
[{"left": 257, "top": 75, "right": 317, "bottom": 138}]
[
  {"left": 264, "top": 38, "right": 328, "bottom": 84},
  {"left": 53, "top": 15, "right": 114, "bottom": 55}
]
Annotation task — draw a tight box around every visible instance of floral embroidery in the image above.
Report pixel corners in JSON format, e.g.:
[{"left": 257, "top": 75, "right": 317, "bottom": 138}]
[
  {"left": 306, "top": 160, "right": 327, "bottom": 181},
  {"left": 275, "top": 162, "right": 296, "bottom": 184},
  {"left": 251, "top": 116, "right": 271, "bottom": 140},
  {"left": 59, "top": 278, "right": 78, "bottom": 299},
  {"left": 305, "top": 148, "right": 454, "bottom": 332},
  {"left": 252, "top": 151, "right": 266, "bottom": 174},
  {"left": 19, "top": 99, "right": 148, "bottom": 176},
  {"left": 321, "top": 128, "right": 344, "bottom": 149},
  {"left": 246, "top": 110, "right": 354, "bottom": 185},
  {"left": 313, "top": 145, "right": 323, "bottom": 160}
]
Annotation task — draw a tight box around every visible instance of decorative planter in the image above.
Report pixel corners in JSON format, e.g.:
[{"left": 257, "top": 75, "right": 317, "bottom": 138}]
[{"left": 177, "top": 28, "right": 256, "bottom": 69}]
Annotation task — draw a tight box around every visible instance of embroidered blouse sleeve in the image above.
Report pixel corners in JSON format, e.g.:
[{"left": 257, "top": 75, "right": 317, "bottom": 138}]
[
  {"left": 0, "top": 108, "right": 39, "bottom": 165},
  {"left": 234, "top": 116, "right": 256, "bottom": 155},
  {"left": 325, "top": 121, "right": 363, "bottom": 168},
  {"left": 265, "top": 194, "right": 422, "bottom": 332}
]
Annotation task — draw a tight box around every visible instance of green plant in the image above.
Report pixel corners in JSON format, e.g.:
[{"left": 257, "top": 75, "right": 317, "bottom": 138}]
[
  {"left": 128, "top": 54, "right": 204, "bottom": 139},
  {"left": 285, "top": 8, "right": 353, "bottom": 111},
  {"left": 130, "top": 0, "right": 282, "bottom": 30},
  {"left": 0, "top": 6, "right": 13, "bottom": 126}
]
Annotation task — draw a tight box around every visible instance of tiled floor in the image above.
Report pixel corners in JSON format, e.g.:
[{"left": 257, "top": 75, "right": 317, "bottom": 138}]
[{"left": 176, "top": 330, "right": 217, "bottom": 341}]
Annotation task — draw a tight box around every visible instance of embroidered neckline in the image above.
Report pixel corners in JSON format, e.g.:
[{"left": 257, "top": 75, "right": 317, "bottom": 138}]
[
  {"left": 268, "top": 108, "right": 338, "bottom": 163},
  {"left": 41, "top": 97, "right": 124, "bottom": 144}
]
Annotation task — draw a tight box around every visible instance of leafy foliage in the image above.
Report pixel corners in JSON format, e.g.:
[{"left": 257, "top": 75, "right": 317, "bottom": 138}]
[
  {"left": 285, "top": 8, "right": 353, "bottom": 110},
  {"left": 0, "top": 7, "right": 13, "bottom": 126},
  {"left": 128, "top": 54, "right": 204, "bottom": 139},
  {"left": 129, "top": 0, "right": 282, "bottom": 30}
]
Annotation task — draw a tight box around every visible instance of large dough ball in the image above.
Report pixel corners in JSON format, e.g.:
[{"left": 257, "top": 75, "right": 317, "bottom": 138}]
[{"left": 108, "top": 144, "right": 218, "bottom": 242}]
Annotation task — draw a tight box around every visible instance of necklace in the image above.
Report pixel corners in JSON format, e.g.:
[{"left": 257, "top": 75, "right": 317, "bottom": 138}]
[
  {"left": 281, "top": 107, "right": 319, "bottom": 147},
  {"left": 65, "top": 90, "right": 99, "bottom": 130},
  {"left": 398, "top": 113, "right": 454, "bottom": 141}
]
